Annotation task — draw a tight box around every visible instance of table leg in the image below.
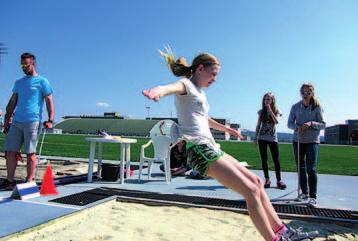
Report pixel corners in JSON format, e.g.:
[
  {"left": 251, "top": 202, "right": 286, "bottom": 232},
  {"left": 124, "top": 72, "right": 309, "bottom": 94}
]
[
  {"left": 97, "top": 142, "right": 103, "bottom": 179},
  {"left": 120, "top": 143, "right": 125, "bottom": 184},
  {"left": 87, "top": 141, "right": 96, "bottom": 182},
  {"left": 125, "top": 143, "right": 131, "bottom": 179}
]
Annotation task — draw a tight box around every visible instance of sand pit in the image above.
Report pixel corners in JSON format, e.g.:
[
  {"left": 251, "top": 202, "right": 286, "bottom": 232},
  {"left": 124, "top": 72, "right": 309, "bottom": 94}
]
[{"left": 4, "top": 200, "right": 357, "bottom": 241}]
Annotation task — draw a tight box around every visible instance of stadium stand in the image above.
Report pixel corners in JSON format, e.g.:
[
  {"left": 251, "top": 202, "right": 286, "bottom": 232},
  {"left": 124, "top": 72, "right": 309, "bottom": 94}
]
[{"left": 54, "top": 118, "right": 159, "bottom": 137}]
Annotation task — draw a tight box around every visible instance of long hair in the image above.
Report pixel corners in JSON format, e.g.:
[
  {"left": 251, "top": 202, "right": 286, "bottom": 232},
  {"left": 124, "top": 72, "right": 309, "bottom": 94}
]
[
  {"left": 159, "top": 46, "right": 220, "bottom": 78},
  {"left": 259, "top": 92, "right": 279, "bottom": 123},
  {"left": 300, "top": 83, "right": 320, "bottom": 110}
]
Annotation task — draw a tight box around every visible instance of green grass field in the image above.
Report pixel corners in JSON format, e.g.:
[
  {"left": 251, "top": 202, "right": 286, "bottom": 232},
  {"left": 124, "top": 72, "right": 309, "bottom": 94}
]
[{"left": 1, "top": 133, "right": 357, "bottom": 176}]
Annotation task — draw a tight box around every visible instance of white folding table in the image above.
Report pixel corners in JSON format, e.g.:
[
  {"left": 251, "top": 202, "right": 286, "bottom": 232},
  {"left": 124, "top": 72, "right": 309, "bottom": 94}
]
[{"left": 85, "top": 137, "right": 137, "bottom": 184}]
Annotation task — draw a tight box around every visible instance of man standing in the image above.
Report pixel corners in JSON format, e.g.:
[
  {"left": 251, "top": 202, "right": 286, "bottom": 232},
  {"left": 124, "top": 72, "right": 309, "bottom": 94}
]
[{"left": 2, "top": 52, "right": 54, "bottom": 190}]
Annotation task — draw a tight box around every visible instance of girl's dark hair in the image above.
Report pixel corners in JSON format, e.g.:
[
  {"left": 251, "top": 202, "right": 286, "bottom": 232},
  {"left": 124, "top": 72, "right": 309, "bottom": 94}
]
[
  {"left": 259, "top": 92, "right": 279, "bottom": 122},
  {"left": 159, "top": 46, "right": 219, "bottom": 78}
]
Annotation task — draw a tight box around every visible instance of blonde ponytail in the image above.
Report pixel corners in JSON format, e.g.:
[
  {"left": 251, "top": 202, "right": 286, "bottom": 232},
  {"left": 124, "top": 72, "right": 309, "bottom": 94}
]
[
  {"left": 159, "top": 46, "right": 220, "bottom": 78},
  {"left": 159, "top": 46, "right": 192, "bottom": 78}
]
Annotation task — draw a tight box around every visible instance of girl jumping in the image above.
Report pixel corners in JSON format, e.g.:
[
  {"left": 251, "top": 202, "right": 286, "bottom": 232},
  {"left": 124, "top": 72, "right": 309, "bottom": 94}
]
[{"left": 143, "top": 48, "right": 318, "bottom": 241}]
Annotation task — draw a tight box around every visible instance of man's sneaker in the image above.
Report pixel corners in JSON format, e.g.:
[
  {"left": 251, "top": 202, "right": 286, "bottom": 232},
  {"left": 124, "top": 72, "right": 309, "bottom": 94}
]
[
  {"left": 308, "top": 198, "right": 317, "bottom": 207},
  {"left": 0, "top": 179, "right": 16, "bottom": 191},
  {"left": 284, "top": 226, "right": 319, "bottom": 241}
]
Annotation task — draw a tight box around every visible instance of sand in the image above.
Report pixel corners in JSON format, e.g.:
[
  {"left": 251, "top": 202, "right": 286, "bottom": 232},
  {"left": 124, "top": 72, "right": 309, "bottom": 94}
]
[{"left": 4, "top": 200, "right": 357, "bottom": 241}]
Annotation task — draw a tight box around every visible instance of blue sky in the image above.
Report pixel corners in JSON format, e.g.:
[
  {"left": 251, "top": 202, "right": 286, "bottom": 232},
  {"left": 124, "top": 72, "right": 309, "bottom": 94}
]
[{"left": 0, "top": 0, "right": 357, "bottom": 132}]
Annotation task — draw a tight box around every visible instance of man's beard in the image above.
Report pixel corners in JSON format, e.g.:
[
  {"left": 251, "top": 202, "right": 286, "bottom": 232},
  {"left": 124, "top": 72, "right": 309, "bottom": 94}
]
[{"left": 23, "top": 69, "right": 32, "bottom": 75}]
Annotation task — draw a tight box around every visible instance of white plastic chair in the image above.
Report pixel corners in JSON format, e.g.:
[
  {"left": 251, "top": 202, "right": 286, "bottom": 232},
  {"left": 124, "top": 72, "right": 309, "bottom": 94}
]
[
  {"left": 138, "top": 135, "right": 172, "bottom": 183},
  {"left": 149, "top": 119, "right": 178, "bottom": 139},
  {"left": 138, "top": 120, "right": 179, "bottom": 183}
]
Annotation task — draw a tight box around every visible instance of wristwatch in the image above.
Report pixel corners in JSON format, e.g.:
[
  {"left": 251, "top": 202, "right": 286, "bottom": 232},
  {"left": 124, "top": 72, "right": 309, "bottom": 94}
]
[{"left": 47, "top": 119, "right": 53, "bottom": 123}]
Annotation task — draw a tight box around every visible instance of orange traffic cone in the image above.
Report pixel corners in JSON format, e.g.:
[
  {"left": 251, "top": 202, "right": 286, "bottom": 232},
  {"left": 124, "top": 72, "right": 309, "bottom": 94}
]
[{"left": 40, "top": 164, "right": 58, "bottom": 195}]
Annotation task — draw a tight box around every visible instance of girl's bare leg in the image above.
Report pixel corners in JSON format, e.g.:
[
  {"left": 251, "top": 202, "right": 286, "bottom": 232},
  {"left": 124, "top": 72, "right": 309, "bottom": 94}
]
[
  {"left": 225, "top": 153, "right": 282, "bottom": 229},
  {"left": 207, "top": 156, "right": 276, "bottom": 241}
]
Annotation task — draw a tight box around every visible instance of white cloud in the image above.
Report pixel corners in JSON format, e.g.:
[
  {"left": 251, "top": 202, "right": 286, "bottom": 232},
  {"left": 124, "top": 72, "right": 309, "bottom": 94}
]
[{"left": 96, "top": 102, "right": 111, "bottom": 108}]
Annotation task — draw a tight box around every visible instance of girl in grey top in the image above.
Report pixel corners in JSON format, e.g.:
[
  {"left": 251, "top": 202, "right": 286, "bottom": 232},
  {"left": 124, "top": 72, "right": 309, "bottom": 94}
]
[
  {"left": 255, "top": 93, "right": 286, "bottom": 190},
  {"left": 287, "top": 83, "right": 325, "bottom": 207},
  {"left": 143, "top": 47, "right": 317, "bottom": 241}
]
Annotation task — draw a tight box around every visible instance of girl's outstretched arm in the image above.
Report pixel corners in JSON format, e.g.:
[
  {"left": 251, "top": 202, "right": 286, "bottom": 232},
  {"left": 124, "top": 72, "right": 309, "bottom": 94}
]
[
  {"left": 208, "top": 118, "right": 244, "bottom": 140},
  {"left": 142, "top": 81, "right": 186, "bottom": 101}
]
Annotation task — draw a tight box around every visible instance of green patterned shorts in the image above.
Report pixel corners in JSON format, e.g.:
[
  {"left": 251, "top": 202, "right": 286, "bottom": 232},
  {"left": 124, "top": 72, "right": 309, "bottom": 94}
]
[{"left": 186, "top": 142, "right": 224, "bottom": 176}]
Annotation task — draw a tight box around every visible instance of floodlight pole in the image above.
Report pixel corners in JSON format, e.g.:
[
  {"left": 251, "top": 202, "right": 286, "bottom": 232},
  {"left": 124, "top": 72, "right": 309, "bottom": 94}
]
[
  {"left": 0, "top": 43, "right": 8, "bottom": 66},
  {"left": 146, "top": 106, "right": 150, "bottom": 119}
]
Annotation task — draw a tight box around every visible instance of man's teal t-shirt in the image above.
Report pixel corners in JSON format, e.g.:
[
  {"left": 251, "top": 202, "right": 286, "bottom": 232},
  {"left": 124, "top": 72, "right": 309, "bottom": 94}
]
[{"left": 12, "top": 75, "right": 53, "bottom": 123}]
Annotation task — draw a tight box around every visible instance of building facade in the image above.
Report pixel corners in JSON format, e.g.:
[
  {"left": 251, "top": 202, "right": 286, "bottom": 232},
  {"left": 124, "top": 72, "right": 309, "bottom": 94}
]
[
  {"left": 325, "top": 125, "right": 349, "bottom": 145},
  {"left": 325, "top": 119, "right": 358, "bottom": 145}
]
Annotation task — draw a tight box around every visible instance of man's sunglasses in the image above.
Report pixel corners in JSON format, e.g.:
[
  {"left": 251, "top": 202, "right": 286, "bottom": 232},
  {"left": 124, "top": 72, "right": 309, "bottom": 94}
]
[{"left": 20, "top": 63, "right": 33, "bottom": 68}]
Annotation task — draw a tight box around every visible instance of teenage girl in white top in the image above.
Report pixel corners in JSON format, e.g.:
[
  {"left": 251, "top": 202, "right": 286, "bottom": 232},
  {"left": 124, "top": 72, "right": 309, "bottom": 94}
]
[{"left": 143, "top": 48, "right": 318, "bottom": 241}]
